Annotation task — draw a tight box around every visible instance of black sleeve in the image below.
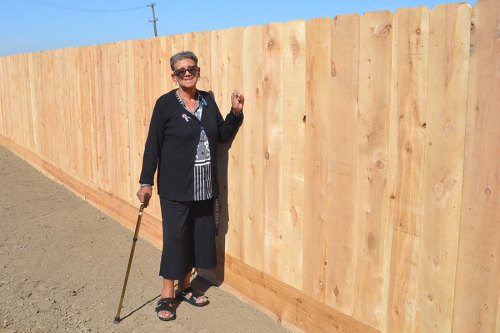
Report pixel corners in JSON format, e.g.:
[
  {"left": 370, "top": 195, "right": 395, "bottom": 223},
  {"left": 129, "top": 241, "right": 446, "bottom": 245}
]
[
  {"left": 214, "top": 100, "right": 244, "bottom": 143},
  {"left": 139, "top": 98, "right": 165, "bottom": 186}
]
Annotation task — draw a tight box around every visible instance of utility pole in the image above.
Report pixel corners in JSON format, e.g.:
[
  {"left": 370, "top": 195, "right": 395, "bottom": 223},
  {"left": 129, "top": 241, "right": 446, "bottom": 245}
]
[{"left": 148, "top": 2, "right": 158, "bottom": 37}]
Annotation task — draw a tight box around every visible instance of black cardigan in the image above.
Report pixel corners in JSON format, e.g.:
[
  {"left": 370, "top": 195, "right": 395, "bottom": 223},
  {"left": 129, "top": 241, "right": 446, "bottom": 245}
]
[{"left": 139, "top": 89, "right": 243, "bottom": 201}]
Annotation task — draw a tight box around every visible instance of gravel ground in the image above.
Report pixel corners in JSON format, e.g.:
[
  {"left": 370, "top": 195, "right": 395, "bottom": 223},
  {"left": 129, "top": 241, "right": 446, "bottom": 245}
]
[{"left": 0, "top": 145, "right": 291, "bottom": 333}]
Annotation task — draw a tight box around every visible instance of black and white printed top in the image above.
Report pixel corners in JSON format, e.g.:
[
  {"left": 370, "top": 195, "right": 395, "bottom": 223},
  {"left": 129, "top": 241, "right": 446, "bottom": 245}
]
[{"left": 175, "top": 90, "right": 213, "bottom": 201}]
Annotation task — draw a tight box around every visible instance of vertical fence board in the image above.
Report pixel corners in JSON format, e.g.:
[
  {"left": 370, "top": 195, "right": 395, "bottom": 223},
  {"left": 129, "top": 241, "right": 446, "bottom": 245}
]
[
  {"left": 92, "top": 45, "right": 104, "bottom": 189},
  {"left": 95, "top": 44, "right": 115, "bottom": 192},
  {"left": 2, "top": 56, "right": 13, "bottom": 138},
  {"left": 303, "top": 17, "right": 332, "bottom": 302},
  {"left": 242, "top": 24, "right": 265, "bottom": 271},
  {"left": 55, "top": 49, "right": 71, "bottom": 173},
  {"left": 262, "top": 22, "right": 284, "bottom": 278},
  {"left": 111, "top": 42, "right": 130, "bottom": 200},
  {"left": 125, "top": 41, "right": 138, "bottom": 205},
  {"left": 60, "top": 49, "right": 72, "bottom": 174},
  {"left": 140, "top": 38, "right": 157, "bottom": 214},
  {"left": 27, "top": 53, "right": 40, "bottom": 153},
  {"left": 150, "top": 37, "right": 169, "bottom": 118},
  {"left": 68, "top": 48, "right": 83, "bottom": 178},
  {"left": 15, "top": 54, "right": 34, "bottom": 150},
  {"left": 386, "top": 7, "right": 430, "bottom": 333},
  {"left": 354, "top": 10, "right": 393, "bottom": 330},
  {"left": 328, "top": 13, "right": 361, "bottom": 313},
  {"left": 196, "top": 31, "right": 212, "bottom": 92},
  {"left": 417, "top": 4, "right": 471, "bottom": 333},
  {"left": 171, "top": 34, "right": 184, "bottom": 57},
  {"left": 144, "top": 37, "right": 170, "bottom": 213},
  {"left": 0, "top": 57, "right": 5, "bottom": 135},
  {"left": 280, "top": 19, "right": 306, "bottom": 289},
  {"left": 453, "top": 0, "right": 500, "bottom": 331},
  {"left": 4, "top": 57, "right": 16, "bottom": 143},
  {"left": 210, "top": 29, "right": 228, "bottom": 254},
  {"left": 25, "top": 53, "right": 36, "bottom": 152},
  {"left": 67, "top": 49, "right": 81, "bottom": 175},
  {"left": 223, "top": 28, "right": 245, "bottom": 259},
  {"left": 183, "top": 32, "right": 197, "bottom": 54},
  {"left": 32, "top": 52, "right": 48, "bottom": 158},
  {"left": 43, "top": 51, "right": 58, "bottom": 164},
  {"left": 228, "top": 27, "right": 245, "bottom": 260},
  {"left": 78, "top": 46, "right": 98, "bottom": 186}
]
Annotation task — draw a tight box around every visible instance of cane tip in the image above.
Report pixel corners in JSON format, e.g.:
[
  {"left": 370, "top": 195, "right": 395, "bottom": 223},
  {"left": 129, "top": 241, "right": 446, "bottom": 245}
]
[{"left": 113, "top": 317, "right": 121, "bottom": 324}]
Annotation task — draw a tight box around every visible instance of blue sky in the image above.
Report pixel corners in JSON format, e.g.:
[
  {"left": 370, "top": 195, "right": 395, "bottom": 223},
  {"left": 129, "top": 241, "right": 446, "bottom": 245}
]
[{"left": 0, "top": 0, "right": 477, "bottom": 57}]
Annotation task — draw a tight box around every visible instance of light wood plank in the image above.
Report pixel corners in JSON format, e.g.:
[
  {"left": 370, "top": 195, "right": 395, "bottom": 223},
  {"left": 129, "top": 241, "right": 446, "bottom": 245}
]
[
  {"left": 303, "top": 17, "right": 332, "bottom": 302},
  {"left": 261, "top": 22, "right": 285, "bottom": 279},
  {"left": 225, "top": 27, "right": 244, "bottom": 260},
  {"left": 29, "top": 52, "right": 47, "bottom": 158},
  {"left": 195, "top": 31, "right": 212, "bottom": 93},
  {"left": 417, "top": 4, "right": 471, "bottom": 333},
  {"left": 109, "top": 42, "right": 130, "bottom": 201},
  {"left": 354, "top": 10, "right": 393, "bottom": 330},
  {"left": 386, "top": 6, "right": 430, "bottom": 333},
  {"left": 242, "top": 24, "right": 265, "bottom": 271},
  {"left": 218, "top": 251, "right": 380, "bottom": 333},
  {"left": 183, "top": 32, "right": 197, "bottom": 54},
  {"left": 67, "top": 48, "right": 83, "bottom": 178},
  {"left": 327, "top": 13, "right": 361, "bottom": 313},
  {"left": 13, "top": 54, "right": 34, "bottom": 150},
  {"left": 42, "top": 51, "right": 58, "bottom": 165},
  {"left": 94, "top": 44, "right": 114, "bottom": 192},
  {"left": 280, "top": 19, "right": 306, "bottom": 289},
  {"left": 171, "top": 34, "right": 185, "bottom": 59},
  {"left": 135, "top": 38, "right": 161, "bottom": 217},
  {"left": 0, "top": 57, "right": 5, "bottom": 135},
  {"left": 452, "top": 0, "right": 500, "bottom": 331},
  {"left": 78, "top": 46, "right": 98, "bottom": 186},
  {"left": 54, "top": 49, "right": 71, "bottom": 173},
  {"left": 27, "top": 53, "right": 40, "bottom": 153},
  {"left": 210, "top": 29, "right": 228, "bottom": 255}
]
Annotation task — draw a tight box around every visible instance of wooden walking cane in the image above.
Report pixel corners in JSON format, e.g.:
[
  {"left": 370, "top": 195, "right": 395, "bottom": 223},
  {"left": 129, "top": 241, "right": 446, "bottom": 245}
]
[{"left": 114, "top": 193, "right": 151, "bottom": 324}]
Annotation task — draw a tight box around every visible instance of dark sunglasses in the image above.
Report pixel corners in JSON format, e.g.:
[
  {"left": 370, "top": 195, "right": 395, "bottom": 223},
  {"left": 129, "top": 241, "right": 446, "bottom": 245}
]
[{"left": 173, "top": 65, "right": 199, "bottom": 78}]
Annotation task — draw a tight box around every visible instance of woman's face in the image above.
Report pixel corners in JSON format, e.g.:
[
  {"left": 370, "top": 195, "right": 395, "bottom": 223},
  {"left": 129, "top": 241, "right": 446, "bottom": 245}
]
[{"left": 172, "top": 58, "right": 199, "bottom": 90}]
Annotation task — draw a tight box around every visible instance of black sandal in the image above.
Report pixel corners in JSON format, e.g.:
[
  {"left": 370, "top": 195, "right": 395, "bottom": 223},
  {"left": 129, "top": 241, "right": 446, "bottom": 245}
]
[
  {"left": 155, "top": 297, "right": 177, "bottom": 321},
  {"left": 175, "top": 287, "right": 209, "bottom": 307}
]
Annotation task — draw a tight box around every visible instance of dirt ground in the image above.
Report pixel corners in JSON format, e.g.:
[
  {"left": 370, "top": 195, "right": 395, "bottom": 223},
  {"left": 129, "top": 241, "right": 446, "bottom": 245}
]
[{"left": 0, "top": 145, "right": 292, "bottom": 333}]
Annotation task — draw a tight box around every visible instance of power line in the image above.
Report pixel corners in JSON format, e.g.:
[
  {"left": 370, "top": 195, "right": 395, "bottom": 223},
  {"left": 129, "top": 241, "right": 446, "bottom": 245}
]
[{"left": 18, "top": 0, "right": 147, "bottom": 13}]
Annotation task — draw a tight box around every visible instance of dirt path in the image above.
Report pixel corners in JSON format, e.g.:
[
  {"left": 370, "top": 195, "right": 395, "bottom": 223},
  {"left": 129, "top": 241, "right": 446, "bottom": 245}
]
[{"left": 0, "top": 145, "right": 291, "bottom": 333}]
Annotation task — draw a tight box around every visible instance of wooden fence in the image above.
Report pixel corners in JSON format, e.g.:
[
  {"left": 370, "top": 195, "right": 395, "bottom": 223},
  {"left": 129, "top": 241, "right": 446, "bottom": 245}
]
[{"left": 0, "top": 0, "right": 498, "bottom": 332}]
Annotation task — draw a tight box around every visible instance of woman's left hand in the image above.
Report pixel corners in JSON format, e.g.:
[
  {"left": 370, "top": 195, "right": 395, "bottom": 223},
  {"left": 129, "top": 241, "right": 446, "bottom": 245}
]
[{"left": 231, "top": 90, "right": 245, "bottom": 114}]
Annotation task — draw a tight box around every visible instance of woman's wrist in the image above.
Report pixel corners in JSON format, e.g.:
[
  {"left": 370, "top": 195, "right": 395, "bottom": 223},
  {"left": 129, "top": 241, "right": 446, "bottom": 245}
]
[{"left": 231, "top": 108, "right": 244, "bottom": 117}]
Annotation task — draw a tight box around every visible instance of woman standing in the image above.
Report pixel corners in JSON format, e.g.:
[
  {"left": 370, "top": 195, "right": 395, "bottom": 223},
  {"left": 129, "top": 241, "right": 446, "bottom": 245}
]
[{"left": 136, "top": 51, "right": 244, "bottom": 321}]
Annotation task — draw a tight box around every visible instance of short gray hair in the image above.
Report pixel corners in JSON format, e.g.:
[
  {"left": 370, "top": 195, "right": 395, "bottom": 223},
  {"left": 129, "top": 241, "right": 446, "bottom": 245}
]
[{"left": 170, "top": 51, "right": 198, "bottom": 70}]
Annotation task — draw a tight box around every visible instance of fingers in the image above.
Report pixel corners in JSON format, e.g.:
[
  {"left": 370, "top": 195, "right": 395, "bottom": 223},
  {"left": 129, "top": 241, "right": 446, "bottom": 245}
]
[
  {"left": 136, "top": 187, "right": 152, "bottom": 206},
  {"left": 231, "top": 90, "right": 244, "bottom": 108},
  {"left": 239, "top": 94, "right": 245, "bottom": 103},
  {"left": 143, "top": 193, "right": 151, "bottom": 208}
]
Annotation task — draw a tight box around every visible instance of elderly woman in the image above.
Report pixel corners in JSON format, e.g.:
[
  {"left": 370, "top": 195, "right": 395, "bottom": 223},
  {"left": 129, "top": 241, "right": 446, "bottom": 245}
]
[{"left": 136, "top": 51, "right": 244, "bottom": 321}]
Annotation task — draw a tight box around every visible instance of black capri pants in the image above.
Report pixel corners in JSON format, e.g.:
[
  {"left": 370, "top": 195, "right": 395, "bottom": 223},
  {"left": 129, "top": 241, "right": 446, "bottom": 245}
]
[{"left": 159, "top": 197, "right": 217, "bottom": 280}]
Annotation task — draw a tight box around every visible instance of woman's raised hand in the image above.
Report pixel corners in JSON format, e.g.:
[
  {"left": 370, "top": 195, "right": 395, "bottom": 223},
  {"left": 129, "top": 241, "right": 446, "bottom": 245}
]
[{"left": 231, "top": 90, "right": 244, "bottom": 114}]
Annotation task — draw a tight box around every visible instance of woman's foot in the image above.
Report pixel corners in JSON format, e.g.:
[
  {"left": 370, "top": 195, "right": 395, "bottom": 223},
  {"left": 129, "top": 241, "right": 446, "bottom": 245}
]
[
  {"left": 175, "top": 286, "right": 209, "bottom": 307},
  {"left": 155, "top": 298, "right": 177, "bottom": 321}
]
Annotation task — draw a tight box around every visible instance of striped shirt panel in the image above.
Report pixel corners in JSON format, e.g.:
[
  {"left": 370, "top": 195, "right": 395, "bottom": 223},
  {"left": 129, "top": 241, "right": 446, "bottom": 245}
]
[{"left": 175, "top": 90, "right": 213, "bottom": 201}]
